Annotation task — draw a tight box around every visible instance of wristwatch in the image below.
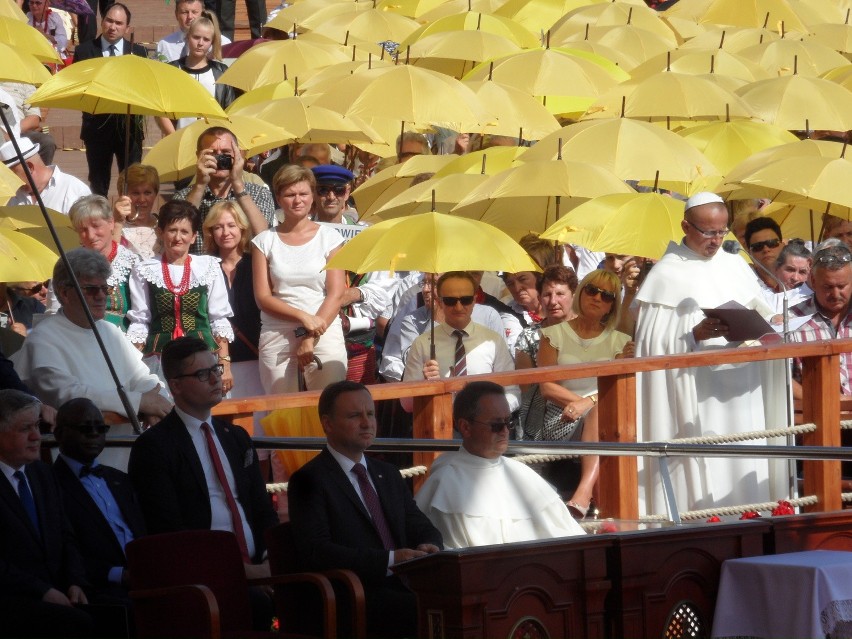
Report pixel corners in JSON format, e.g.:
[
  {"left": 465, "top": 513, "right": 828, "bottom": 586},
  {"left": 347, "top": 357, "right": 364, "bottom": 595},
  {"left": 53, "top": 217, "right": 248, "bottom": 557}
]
[
  {"left": 218, "top": 355, "right": 232, "bottom": 362},
  {"left": 233, "top": 190, "right": 249, "bottom": 199}
]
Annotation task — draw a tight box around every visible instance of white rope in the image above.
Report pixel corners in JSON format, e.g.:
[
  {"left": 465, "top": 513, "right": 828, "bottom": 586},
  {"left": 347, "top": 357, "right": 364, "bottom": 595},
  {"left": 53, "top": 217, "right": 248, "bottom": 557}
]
[
  {"left": 512, "top": 453, "right": 577, "bottom": 464},
  {"left": 670, "top": 422, "right": 815, "bottom": 445},
  {"left": 638, "top": 495, "right": 819, "bottom": 522}
]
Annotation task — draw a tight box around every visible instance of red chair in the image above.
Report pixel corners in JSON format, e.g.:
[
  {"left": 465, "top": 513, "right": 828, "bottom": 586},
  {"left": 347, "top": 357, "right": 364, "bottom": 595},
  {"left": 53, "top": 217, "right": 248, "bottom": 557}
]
[{"left": 126, "top": 530, "right": 338, "bottom": 638}]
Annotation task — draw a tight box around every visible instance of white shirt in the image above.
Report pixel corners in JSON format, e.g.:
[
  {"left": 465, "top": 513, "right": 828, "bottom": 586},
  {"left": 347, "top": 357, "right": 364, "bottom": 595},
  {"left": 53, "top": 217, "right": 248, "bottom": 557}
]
[
  {"left": 100, "top": 38, "right": 122, "bottom": 56},
  {"left": 156, "top": 29, "right": 231, "bottom": 62},
  {"left": 175, "top": 406, "right": 256, "bottom": 558},
  {"left": 8, "top": 165, "right": 91, "bottom": 214}
]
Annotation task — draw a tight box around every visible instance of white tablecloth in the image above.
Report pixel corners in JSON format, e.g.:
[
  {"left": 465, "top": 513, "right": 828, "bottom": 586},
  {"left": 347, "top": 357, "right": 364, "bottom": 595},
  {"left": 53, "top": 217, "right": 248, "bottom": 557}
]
[{"left": 713, "top": 550, "right": 852, "bottom": 639}]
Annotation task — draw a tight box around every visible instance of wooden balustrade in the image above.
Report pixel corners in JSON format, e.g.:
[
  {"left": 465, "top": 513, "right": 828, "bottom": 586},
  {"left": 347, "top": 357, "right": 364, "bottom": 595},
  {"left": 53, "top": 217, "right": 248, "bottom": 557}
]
[{"left": 212, "top": 339, "right": 852, "bottom": 518}]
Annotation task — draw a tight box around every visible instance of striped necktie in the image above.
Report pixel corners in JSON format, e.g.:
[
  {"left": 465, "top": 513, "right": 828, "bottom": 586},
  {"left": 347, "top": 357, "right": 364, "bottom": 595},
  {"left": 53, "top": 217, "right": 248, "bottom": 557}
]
[{"left": 452, "top": 329, "right": 467, "bottom": 377}]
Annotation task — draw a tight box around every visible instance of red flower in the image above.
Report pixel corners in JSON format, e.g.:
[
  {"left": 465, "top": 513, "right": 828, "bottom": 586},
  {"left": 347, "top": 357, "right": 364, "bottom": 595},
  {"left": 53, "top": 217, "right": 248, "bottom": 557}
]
[
  {"left": 740, "top": 511, "right": 762, "bottom": 520},
  {"left": 706, "top": 515, "right": 722, "bottom": 523},
  {"left": 771, "top": 500, "right": 795, "bottom": 516}
]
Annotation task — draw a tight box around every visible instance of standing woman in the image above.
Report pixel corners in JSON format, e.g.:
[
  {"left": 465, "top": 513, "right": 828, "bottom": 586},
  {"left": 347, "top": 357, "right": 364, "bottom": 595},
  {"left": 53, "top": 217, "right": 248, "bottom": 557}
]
[
  {"left": 252, "top": 165, "right": 347, "bottom": 393},
  {"left": 155, "top": 12, "right": 235, "bottom": 137},
  {"left": 113, "top": 164, "right": 161, "bottom": 259},
  {"left": 127, "top": 200, "right": 234, "bottom": 391}
]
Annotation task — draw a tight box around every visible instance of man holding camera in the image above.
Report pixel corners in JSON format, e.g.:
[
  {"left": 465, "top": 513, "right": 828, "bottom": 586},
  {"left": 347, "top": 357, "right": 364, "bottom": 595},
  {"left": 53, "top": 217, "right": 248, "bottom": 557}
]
[{"left": 173, "top": 126, "right": 276, "bottom": 254}]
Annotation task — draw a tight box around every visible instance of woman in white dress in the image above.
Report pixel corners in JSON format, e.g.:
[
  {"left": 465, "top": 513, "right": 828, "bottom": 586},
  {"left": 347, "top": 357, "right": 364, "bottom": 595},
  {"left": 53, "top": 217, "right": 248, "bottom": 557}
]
[{"left": 251, "top": 165, "right": 347, "bottom": 393}]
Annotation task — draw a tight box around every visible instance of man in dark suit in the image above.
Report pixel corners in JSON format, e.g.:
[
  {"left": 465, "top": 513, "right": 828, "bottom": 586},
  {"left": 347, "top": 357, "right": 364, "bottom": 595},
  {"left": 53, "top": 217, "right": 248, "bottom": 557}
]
[
  {"left": 53, "top": 398, "right": 146, "bottom": 603},
  {"left": 72, "top": 2, "right": 146, "bottom": 196},
  {"left": 128, "top": 337, "right": 278, "bottom": 572},
  {"left": 0, "top": 389, "right": 92, "bottom": 638},
  {"left": 288, "top": 380, "right": 443, "bottom": 638}
]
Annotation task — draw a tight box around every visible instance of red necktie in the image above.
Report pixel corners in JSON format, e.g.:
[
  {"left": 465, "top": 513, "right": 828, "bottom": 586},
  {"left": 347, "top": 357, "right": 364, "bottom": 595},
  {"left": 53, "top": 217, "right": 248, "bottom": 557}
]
[
  {"left": 200, "top": 422, "right": 250, "bottom": 562},
  {"left": 351, "top": 463, "right": 395, "bottom": 550},
  {"left": 452, "top": 329, "right": 467, "bottom": 377}
]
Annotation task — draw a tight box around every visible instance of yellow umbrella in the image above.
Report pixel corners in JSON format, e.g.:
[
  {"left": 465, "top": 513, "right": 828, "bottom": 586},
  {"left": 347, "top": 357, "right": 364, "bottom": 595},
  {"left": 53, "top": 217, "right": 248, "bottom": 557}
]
[
  {"left": 0, "top": 205, "right": 78, "bottom": 249},
  {"left": 362, "top": 172, "right": 491, "bottom": 220},
  {"left": 494, "top": 0, "right": 606, "bottom": 35},
  {"left": 462, "top": 47, "right": 628, "bottom": 117},
  {"left": 723, "top": 139, "right": 847, "bottom": 183},
  {"left": 822, "top": 63, "right": 852, "bottom": 91},
  {"left": 582, "top": 70, "right": 753, "bottom": 122},
  {"left": 305, "top": 65, "right": 494, "bottom": 132},
  {"left": 264, "top": 0, "right": 344, "bottom": 32},
  {"left": 676, "top": 120, "right": 798, "bottom": 174},
  {"left": 418, "top": 0, "right": 508, "bottom": 21},
  {"left": 0, "top": 0, "right": 26, "bottom": 21},
  {"left": 677, "top": 25, "right": 781, "bottom": 52},
  {"left": 450, "top": 160, "right": 635, "bottom": 238},
  {"left": 539, "top": 192, "right": 690, "bottom": 259},
  {"left": 143, "top": 116, "right": 294, "bottom": 182},
  {"left": 295, "top": 30, "right": 388, "bottom": 58},
  {"left": 0, "top": 228, "right": 59, "bottom": 281},
  {"left": 404, "top": 30, "right": 523, "bottom": 79},
  {"left": 375, "top": 0, "right": 453, "bottom": 18},
  {"left": 399, "top": 12, "right": 540, "bottom": 49},
  {"left": 352, "top": 153, "right": 458, "bottom": 214},
  {"left": 521, "top": 118, "right": 720, "bottom": 194},
  {"left": 762, "top": 201, "right": 825, "bottom": 240},
  {"left": 461, "top": 80, "right": 561, "bottom": 140},
  {"left": 0, "top": 43, "right": 52, "bottom": 85},
  {"left": 804, "top": 23, "right": 852, "bottom": 56},
  {"left": 434, "top": 146, "right": 527, "bottom": 176},
  {"left": 216, "top": 39, "right": 350, "bottom": 92},
  {"left": 0, "top": 16, "right": 61, "bottom": 62},
  {"left": 309, "top": 9, "right": 420, "bottom": 44},
  {"left": 550, "top": 1, "right": 679, "bottom": 49},
  {"left": 30, "top": 55, "right": 227, "bottom": 118},
  {"left": 325, "top": 211, "right": 542, "bottom": 273},
  {"left": 224, "top": 79, "right": 299, "bottom": 112},
  {"left": 555, "top": 24, "right": 674, "bottom": 65},
  {"left": 296, "top": 0, "right": 379, "bottom": 30},
  {"left": 738, "top": 39, "right": 849, "bottom": 77},
  {"left": 297, "top": 58, "right": 395, "bottom": 92},
  {"left": 735, "top": 75, "right": 852, "bottom": 131},
  {"left": 629, "top": 49, "right": 771, "bottom": 83},
  {"left": 548, "top": 38, "right": 641, "bottom": 70},
  {"left": 0, "top": 163, "right": 23, "bottom": 201},
  {"left": 696, "top": 0, "right": 809, "bottom": 33},
  {"left": 230, "top": 96, "right": 385, "bottom": 144}
]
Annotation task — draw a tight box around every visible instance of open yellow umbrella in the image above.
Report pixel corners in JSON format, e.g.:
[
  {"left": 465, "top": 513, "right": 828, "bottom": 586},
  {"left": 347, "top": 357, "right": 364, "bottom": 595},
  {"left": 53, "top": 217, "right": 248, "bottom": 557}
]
[
  {"left": 434, "top": 146, "right": 527, "bottom": 176},
  {"left": 677, "top": 25, "right": 781, "bottom": 52},
  {"left": 0, "top": 205, "right": 78, "bottom": 249},
  {"left": 723, "top": 139, "right": 847, "bottom": 183},
  {"left": 0, "top": 228, "right": 59, "bottom": 281},
  {"left": 695, "top": 0, "right": 809, "bottom": 33},
  {"left": 0, "top": 0, "right": 26, "bottom": 21},
  {"left": 0, "top": 43, "right": 52, "bottom": 85},
  {"left": 555, "top": 24, "right": 673, "bottom": 65},
  {"left": 804, "top": 23, "right": 852, "bottom": 56},
  {"left": 539, "top": 192, "right": 690, "bottom": 259},
  {"left": 550, "top": 1, "right": 679, "bottom": 49},
  {"left": 676, "top": 120, "right": 798, "bottom": 174},
  {"left": 494, "top": 0, "right": 607, "bottom": 35},
  {"left": 450, "top": 160, "right": 635, "bottom": 238},
  {"left": 399, "top": 11, "right": 540, "bottom": 49},
  {"left": 629, "top": 49, "right": 771, "bottom": 83},
  {"left": 362, "top": 172, "right": 491, "bottom": 221},
  {"left": 309, "top": 8, "right": 420, "bottom": 44},
  {"left": 549, "top": 38, "right": 641, "bottom": 70},
  {"left": 263, "top": 0, "right": 344, "bottom": 32},
  {"left": 216, "top": 39, "right": 350, "bottom": 92},
  {"left": 735, "top": 75, "right": 852, "bottom": 131},
  {"left": 762, "top": 201, "right": 825, "bottom": 241},
  {"left": 461, "top": 80, "right": 561, "bottom": 140},
  {"left": 738, "top": 39, "right": 849, "bottom": 77},
  {"left": 0, "top": 16, "right": 61, "bottom": 62},
  {"left": 822, "top": 63, "right": 852, "bottom": 91},
  {"left": 404, "top": 30, "right": 523, "bottom": 79},
  {"left": 0, "top": 163, "right": 23, "bottom": 201},
  {"left": 375, "top": 0, "right": 453, "bottom": 18},
  {"left": 297, "top": 58, "right": 395, "bottom": 92},
  {"left": 326, "top": 211, "right": 542, "bottom": 273},
  {"left": 30, "top": 55, "right": 227, "bottom": 118},
  {"left": 521, "top": 118, "right": 719, "bottom": 194},
  {"left": 417, "top": 0, "right": 509, "bottom": 21},
  {"left": 224, "top": 79, "right": 299, "bottom": 113},
  {"left": 352, "top": 153, "right": 458, "bottom": 215},
  {"left": 143, "top": 116, "right": 294, "bottom": 182}
]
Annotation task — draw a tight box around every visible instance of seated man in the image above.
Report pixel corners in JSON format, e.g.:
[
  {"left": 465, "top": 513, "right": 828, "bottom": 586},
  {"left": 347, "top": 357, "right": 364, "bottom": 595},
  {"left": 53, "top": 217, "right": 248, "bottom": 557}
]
[
  {"left": 53, "top": 398, "right": 146, "bottom": 604},
  {"left": 0, "top": 390, "right": 93, "bottom": 638},
  {"left": 11, "top": 248, "right": 171, "bottom": 434},
  {"left": 2, "top": 136, "right": 90, "bottom": 214},
  {"left": 415, "top": 381, "right": 585, "bottom": 548},
  {"left": 287, "top": 380, "right": 443, "bottom": 638}
]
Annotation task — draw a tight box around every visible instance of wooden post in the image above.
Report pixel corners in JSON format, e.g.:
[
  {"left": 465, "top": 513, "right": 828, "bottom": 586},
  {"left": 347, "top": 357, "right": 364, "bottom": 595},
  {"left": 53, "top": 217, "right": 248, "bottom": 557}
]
[
  {"left": 801, "top": 353, "right": 842, "bottom": 512},
  {"left": 412, "top": 391, "right": 453, "bottom": 491},
  {"left": 597, "top": 373, "right": 638, "bottom": 520}
]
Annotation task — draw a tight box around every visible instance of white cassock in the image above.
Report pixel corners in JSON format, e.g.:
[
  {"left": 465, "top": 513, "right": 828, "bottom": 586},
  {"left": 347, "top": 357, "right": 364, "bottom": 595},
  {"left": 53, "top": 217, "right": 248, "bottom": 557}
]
[
  {"left": 634, "top": 241, "right": 789, "bottom": 517},
  {"left": 414, "top": 447, "right": 585, "bottom": 549}
]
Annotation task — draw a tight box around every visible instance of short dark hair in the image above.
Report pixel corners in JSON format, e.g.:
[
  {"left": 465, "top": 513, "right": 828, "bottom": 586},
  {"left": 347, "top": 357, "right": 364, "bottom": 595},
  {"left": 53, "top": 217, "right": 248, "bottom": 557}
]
[
  {"left": 453, "top": 381, "right": 505, "bottom": 424},
  {"left": 0, "top": 389, "right": 41, "bottom": 432},
  {"left": 56, "top": 398, "right": 101, "bottom": 431},
  {"left": 158, "top": 199, "right": 200, "bottom": 234},
  {"left": 744, "top": 217, "right": 782, "bottom": 247},
  {"left": 197, "top": 126, "right": 237, "bottom": 152},
  {"left": 318, "top": 381, "right": 369, "bottom": 418},
  {"left": 104, "top": 2, "right": 131, "bottom": 24},
  {"left": 537, "top": 264, "right": 578, "bottom": 294},
  {"left": 436, "top": 271, "right": 476, "bottom": 296},
  {"left": 162, "top": 337, "right": 210, "bottom": 380}
]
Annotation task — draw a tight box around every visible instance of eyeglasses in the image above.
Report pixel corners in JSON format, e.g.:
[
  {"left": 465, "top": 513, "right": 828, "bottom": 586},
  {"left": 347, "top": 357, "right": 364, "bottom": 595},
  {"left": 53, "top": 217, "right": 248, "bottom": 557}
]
[
  {"left": 80, "top": 285, "right": 115, "bottom": 297},
  {"left": 172, "top": 364, "right": 225, "bottom": 382},
  {"left": 749, "top": 238, "right": 782, "bottom": 252},
  {"left": 65, "top": 421, "right": 110, "bottom": 435},
  {"left": 441, "top": 295, "right": 475, "bottom": 307},
  {"left": 814, "top": 251, "right": 852, "bottom": 267},
  {"left": 470, "top": 418, "right": 512, "bottom": 433},
  {"left": 686, "top": 219, "right": 729, "bottom": 238},
  {"left": 583, "top": 284, "right": 616, "bottom": 303},
  {"left": 14, "top": 419, "right": 45, "bottom": 434},
  {"left": 316, "top": 184, "right": 348, "bottom": 197},
  {"left": 11, "top": 282, "right": 47, "bottom": 295}
]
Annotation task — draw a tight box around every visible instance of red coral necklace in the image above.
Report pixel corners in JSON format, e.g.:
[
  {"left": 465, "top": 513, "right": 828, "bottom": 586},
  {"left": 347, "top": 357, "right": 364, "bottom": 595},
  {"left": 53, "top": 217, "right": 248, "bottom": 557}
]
[{"left": 162, "top": 254, "right": 192, "bottom": 339}]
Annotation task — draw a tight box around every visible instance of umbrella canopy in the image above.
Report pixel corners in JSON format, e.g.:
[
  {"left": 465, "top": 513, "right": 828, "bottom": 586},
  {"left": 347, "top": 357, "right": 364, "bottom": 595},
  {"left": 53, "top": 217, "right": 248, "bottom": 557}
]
[
  {"left": 804, "top": 23, "right": 852, "bottom": 57},
  {"left": 461, "top": 80, "right": 561, "bottom": 140},
  {"left": 0, "top": 43, "right": 52, "bottom": 85},
  {"left": 352, "top": 154, "right": 458, "bottom": 214},
  {"left": 737, "top": 39, "right": 850, "bottom": 77},
  {"left": 450, "top": 160, "right": 635, "bottom": 238},
  {"left": 0, "top": 16, "right": 61, "bottom": 61},
  {"left": 0, "top": 163, "right": 23, "bottom": 201},
  {"left": 297, "top": 58, "right": 395, "bottom": 92},
  {"left": 695, "top": 0, "right": 809, "bottom": 33},
  {"left": 216, "top": 39, "right": 350, "bottom": 92},
  {"left": 362, "top": 173, "right": 491, "bottom": 221},
  {"left": 309, "top": 8, "right": 421, "bottom": 44},
  {"left": 143, "top": 116, "right": 294, "bottom": 182},
  {"left": 264, "top": 0, "right": 346, "bottom": 31},
  {"left": 494, "top": 0, "right": 607, "bottom": 34},
  {"left": 375, "top": 0, "right": 455, "bottom": 18},
  {"left": 30, "top": 55, "right": 227, "bottom": 118},
  {"left": 676, "top": 120, "right": 799, "bottom": 174},
  {"left": 325, "top": 212, "right": 542, "bottom": 274},
  {"left": 822, "top": 63, "right": 852, "bottom": 91},
  {"left": 628, "top": 48, "right": 772, "bottom": 83},
  {"left": 539, "top": 192, "right": 690, "bottom": 259},
  {"left": 0, "top": 228, "right": 59, "bottom": 281},
  {"left": 0, "top": 0, "right": 26, "bottom": 20},
  {"left": 677, "top": 25, "right": 781, "bottom": 52},
  {"left": 404, "top": 30, "right": 523, "bottom": 78},
  {"left": 722, "top": 139, "right": 848, "bottom": 182},
  {"left": 549, "top": 38, "right": 641, "bottom": 70},
  {"left": 399, "top": 12, "right": 540, "bottom": 49},
  {"left": 521, "top": 118, "right": 720, "bottom": 194},
  {"left": 0, "top": 205, "right": 78, "bottom": 249},
  {"left": 554, "top": 24, "right": 674, "bottom": 65},
  {"left": 224, "top": 79, "right": 299, "bottom": 113},
  {"left": 735, "top": 75, "right": 852, "bottom": 131},
  {"left": 550, "top": 1, "right": 679, "bottom": 49},
  {"left": 434, "top": 146, "right": 527, "bottom": 176}
]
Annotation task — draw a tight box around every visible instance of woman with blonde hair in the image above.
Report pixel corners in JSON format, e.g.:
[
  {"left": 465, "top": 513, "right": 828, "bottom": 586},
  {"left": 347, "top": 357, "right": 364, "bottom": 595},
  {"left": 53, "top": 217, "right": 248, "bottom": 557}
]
[{"left": 114, "top": 163, "right": 161, "bottom": 258}]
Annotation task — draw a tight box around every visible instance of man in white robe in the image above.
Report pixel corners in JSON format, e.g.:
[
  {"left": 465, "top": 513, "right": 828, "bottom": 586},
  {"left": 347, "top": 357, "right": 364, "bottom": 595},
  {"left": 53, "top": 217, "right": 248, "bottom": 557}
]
[
  {"left": 634, "top": 193, "right": 789, "bottom": 518},
  {"left": 415, "top": 381, "right": 585, "bottom": 548}
]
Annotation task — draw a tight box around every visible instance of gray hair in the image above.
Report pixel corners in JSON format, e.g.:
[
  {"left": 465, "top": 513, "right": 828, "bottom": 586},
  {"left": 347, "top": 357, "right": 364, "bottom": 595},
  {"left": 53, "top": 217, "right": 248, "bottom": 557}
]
[
  {"left": 69, "top": 194, "right": 112, "bottom": 230},
  {"left": 52, "top": 247, "right": 111, "bottom": 291},
  {"left": 396, "top": 131, "right": 430, "bottom": 156},
  {"left": 812, "top": 243, "right": 852, "bottom": 273},
  {"left": 775, "top": 240, "right": 812, "bottom": 270},
  {"left": 0, "top": 390, "right": 41, "bottom": 431}
]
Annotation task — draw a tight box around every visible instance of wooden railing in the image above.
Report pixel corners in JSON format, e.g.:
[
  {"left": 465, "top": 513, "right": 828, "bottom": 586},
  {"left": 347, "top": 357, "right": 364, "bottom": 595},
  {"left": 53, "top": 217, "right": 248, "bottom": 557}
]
[{"left": 212, "top": 339, "right": 852, "bottom": 520}]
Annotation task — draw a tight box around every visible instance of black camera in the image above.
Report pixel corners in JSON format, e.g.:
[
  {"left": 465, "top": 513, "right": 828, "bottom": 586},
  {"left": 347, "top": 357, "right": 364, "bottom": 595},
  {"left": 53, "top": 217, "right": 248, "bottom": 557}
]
[{"left": 215, "top": 154, "right": 233, "bottom": 170}]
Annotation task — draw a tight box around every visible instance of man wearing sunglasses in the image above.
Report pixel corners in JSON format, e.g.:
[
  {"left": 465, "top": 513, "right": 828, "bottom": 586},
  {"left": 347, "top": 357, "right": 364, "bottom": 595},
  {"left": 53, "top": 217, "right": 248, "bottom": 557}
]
[
  {"left": 634, "top": 192, "right": 787, "bottom": 518},
  {"left": 402, "top": 272, "right": 520, "bottom": 412},
  {"left": 415, "top": 381, "right": 584, "bottom": 548},
  {"left": 744, "top": 217, "right": 786, "bottom": 297},
  {"left": 53, "top": 398, "right": 146, "bottom": 610},
  {"left": 311, "top": 164, "right": 359, "bottom": 225}
]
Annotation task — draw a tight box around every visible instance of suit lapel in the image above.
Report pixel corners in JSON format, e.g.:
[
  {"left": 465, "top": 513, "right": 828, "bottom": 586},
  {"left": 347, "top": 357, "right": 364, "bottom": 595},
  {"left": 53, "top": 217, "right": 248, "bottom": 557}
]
[
  {"left": 168, "top": 412, "right": 210, "bottom": 499},
  {"left": 0, "top": 469, "right": 37, "bottom": 538},
  {"left": 319, "top": 450, "right": 374, "bottom": 525}
]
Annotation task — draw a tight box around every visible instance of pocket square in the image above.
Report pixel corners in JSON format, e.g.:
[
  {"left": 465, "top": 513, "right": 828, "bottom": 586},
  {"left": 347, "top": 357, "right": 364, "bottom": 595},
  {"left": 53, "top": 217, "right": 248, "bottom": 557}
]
[{"left": 243, "top": 450, "right": 254, "bottom": 468}]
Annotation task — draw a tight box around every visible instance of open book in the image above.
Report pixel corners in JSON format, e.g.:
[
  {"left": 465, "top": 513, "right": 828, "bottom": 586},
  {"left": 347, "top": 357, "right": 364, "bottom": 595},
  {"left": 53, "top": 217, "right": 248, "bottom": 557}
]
[{"left": 700, "top": 300, "right": 778, "bottom": 342}]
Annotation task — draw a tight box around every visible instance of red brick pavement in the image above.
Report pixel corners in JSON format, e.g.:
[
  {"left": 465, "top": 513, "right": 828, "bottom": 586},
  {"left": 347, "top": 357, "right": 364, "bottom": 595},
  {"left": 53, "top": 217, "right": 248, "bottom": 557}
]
[{"left": 47, "top": 0, "right": 277, "bottom": 199}]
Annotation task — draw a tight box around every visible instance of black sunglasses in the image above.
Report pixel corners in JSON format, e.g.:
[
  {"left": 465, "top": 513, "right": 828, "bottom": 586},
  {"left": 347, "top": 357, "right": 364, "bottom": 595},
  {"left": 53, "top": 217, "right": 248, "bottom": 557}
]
[
  {"left": 80, "top": 285, "right": 115, "bottom": 297},
  {"left": 441, "top": 295, "right": 475, "bottom": 307},
  {"left": 172, "top": 364, "right": 225, "bottom": 382},
  {"left": 11, "top": 281, "right": 48, "bottom": 295},
  {"left": 316, "top": 184, "right": 348, "bottom": 197},
  {"left": 470, "top": 418, "right": 512, "bottom": 433},
  {"left": 749, "top": 238, "right": 781, "bottom": 252},
  {"left": 583, "top": 284, "right": 616, "bottom": 303},
  {"left": 65, "top": 421, "right": 110, "bottom": 435}
]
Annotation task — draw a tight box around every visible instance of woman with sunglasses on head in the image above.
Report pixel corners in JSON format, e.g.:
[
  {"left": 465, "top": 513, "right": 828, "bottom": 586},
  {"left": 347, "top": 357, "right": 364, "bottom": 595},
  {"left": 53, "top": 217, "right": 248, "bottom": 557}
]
[
  {"left": 536, "top": 269, "right": 635, "bottom": 519},
  {"left": 252, "top": 165, "right": 347, "bottom": 393}
]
